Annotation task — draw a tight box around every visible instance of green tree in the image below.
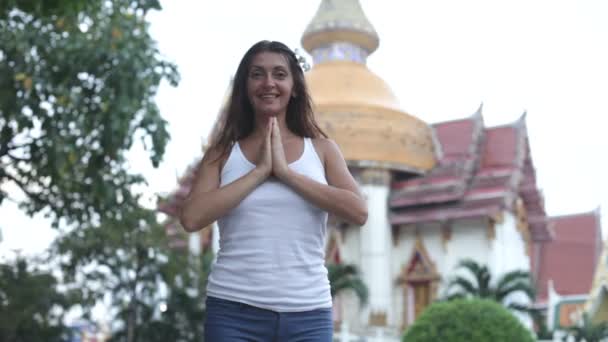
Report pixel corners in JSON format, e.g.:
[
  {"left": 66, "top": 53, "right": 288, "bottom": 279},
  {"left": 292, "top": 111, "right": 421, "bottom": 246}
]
[
  {"left": 327, "top": 263, "right": 368, "bottom": 306},
  {"left": 0, "top": 257, "right": 77, "bottom": 342},
  {"left": 530, "top": 307, "right": 553, "bottom": 339},
  {"left": 564, "top": 313, "right": 608, "bottom": 342},
  {"left": 133, "top": 249, "right": 213, "bottom": 342},
  {"left": 53, "top": 203, "right": 210, "bottom": 342},
  {"left": 446, "top": 259, "right": 535, "bottom": 311},
  {"left": 402, "top": 299, "right": 535, "bottom": 342},
  {"left": 0, "top": 0, "right": 178, "bottom": 227}
]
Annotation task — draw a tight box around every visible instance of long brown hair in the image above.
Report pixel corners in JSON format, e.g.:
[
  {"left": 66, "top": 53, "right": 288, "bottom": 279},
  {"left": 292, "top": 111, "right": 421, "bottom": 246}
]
[{"left": 209, "top": 40, "right": 327, "bottom": 160}]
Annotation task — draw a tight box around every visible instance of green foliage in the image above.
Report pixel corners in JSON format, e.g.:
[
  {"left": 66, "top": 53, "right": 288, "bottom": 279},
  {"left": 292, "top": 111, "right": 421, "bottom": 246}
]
[
  {"left": 0, "top": 1, "right": 203, "bottom": 340},
  {"left": 564, "top": 313, "right": 608, "bottom": 342},
  {"left": 0, "top": 257, "right": 77, "bottom": 342},
  {"left": 108, "top": 249, "right": 212, "bottom": 342},
  {"left": 446, "top": 259, "right": 535, "bottom": 311},
  {"left": 0, "top": 0, "right": 178, "bottom": 226},
  {"left": 0, "top": 0, "right": 105, "bottom": 18},
  {"left": 52, "top": 203, "right": 210, "bottom": 342},
  {"left": 327, "top": 263, "right": 368, "bottom": 306},
  {"left": 402, "top": 299, "right": 535, "bottom": 342},
  {"left": 147, "top": 250, "right": 212, "bottom": 341},
  {"left": 529, "top": 307, "right": 553, "bottom": 339}
]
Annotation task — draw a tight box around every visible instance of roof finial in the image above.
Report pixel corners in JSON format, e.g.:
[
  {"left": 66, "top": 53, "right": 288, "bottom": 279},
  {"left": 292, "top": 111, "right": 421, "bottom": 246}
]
[{"left": 301, "top": 0, "right": 379, "bottom": 65}]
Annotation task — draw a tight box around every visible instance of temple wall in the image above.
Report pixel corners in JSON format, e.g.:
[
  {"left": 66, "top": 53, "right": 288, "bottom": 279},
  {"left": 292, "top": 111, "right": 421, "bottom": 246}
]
[
  {"left": 440, "top": 218, "right": 492, "bottom": 294},
  {"left": 334, "top": 209, "right": 532, "bottom": 331},
  {"left": 490, "top": 211, "right": 533, "bottom": 328},
  {"left": 391, "top": 223, "right": 443, "bottom": 327},
  {"left": 490, "top": 211, "right": 530, "bottom": 276},
  {"left": 390, "top": 219, "right": 491, "bottom": 327}
]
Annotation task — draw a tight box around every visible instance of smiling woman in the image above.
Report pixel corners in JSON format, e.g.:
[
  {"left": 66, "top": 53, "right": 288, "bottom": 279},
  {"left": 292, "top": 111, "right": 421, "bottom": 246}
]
[
  {"left": 178, "top": 40, "right": 367, "bottom": 341},
  {"left": 246, "top": 52, "right": 294, "bottom": 118}
]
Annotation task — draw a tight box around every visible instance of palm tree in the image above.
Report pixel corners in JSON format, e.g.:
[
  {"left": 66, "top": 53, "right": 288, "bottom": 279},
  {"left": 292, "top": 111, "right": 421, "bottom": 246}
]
[
  {"left": 446, "top": 259, "right": 535, "bottom": 311},
  {"left": 326, "top": 263, "right": 368, "bottom": 306},
  {"left": 529, "top": 307, "right": 553, "bottom": 340},
  {"left": 564, "top": 313, "right": 608, "bottom": 342}
]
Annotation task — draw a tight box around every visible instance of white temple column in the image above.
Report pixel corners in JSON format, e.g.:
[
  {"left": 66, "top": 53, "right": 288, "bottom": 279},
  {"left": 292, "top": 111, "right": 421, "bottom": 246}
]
[{"left": 358, "top": 168, "right": 392, "bottom": 326}]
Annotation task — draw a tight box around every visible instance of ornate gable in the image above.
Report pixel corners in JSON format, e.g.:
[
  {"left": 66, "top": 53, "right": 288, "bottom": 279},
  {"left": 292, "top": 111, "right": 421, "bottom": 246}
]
[
  {"left": 402, "top": 236, "right": 440, "bottom": 283},
  {"left": 398, "top": 236, "right": 441, "bottom": 327}
]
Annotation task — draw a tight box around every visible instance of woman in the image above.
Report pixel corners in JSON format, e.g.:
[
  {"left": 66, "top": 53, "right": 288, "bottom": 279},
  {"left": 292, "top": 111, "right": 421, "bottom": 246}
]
[{"left": 180, "top": 40, "right": 367, "bottom": 341}]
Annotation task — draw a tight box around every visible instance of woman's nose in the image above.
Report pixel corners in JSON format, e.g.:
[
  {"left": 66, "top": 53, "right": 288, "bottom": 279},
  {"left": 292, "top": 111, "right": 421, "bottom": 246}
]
[{"left": 262, "top": 74, "right": 275, "bottom": 87}]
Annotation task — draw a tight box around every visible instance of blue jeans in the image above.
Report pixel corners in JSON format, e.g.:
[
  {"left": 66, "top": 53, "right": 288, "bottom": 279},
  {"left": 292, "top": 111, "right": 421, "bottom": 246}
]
[{"left": 204, "top": 296, "right": 333, "bottom": 342}]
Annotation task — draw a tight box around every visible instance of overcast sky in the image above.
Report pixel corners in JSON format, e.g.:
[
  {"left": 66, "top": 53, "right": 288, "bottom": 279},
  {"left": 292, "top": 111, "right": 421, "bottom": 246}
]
[{"left": 1, "top": 0, "right": 607, "bottom": 258}]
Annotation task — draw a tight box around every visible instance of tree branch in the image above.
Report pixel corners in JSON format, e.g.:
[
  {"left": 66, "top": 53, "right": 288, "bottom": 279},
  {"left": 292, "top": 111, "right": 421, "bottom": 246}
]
[
  {"left": 2, "top": 169, "right": 45, "bottom": 207},
  {"left": 7, "top": 152, "right": 29, "bottom": 162},
  {"left": 1, "top": 141, "right": 23, "bottom": 159},
  {"left": 0, "top": 135, "right": 43, "bottom": 159},
  {"left": 0, "top": 142, "right": 9, "bottom": 159}
]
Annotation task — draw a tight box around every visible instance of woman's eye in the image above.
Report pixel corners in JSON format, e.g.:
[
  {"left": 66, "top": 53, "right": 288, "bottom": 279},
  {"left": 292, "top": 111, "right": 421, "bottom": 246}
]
[{"left": 275, "top": 72, "right": 287, "bottom": 79}]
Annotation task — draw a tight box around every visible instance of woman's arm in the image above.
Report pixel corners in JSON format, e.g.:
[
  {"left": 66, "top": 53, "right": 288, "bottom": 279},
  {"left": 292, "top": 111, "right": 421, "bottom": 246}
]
[
  {"left": 271, "top": 120, "right": 367, "bottom": 225},
  {"left": 281, "top": 138, "right": 367, "bottom": 225},
  {"left": 180, "top": 125, "right": 272, "bottom": 232}
]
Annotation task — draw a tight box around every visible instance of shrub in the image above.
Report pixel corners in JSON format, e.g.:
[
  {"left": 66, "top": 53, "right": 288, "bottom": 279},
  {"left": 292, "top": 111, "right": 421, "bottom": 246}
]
[{"left": 402, "top": 299, "right": 535, "bottom": 342}]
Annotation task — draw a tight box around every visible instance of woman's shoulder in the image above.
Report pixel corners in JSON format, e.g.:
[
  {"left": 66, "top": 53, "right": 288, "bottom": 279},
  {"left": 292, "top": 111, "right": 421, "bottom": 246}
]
[
  {"left": 310, "top": 137, "right": 342, "bottom": 162},
  {"left": 201, "top": 143, "right": 232, "bottom": 170},
  {"left": 310, "top": 137, "right": 339, "bottom": 150}
]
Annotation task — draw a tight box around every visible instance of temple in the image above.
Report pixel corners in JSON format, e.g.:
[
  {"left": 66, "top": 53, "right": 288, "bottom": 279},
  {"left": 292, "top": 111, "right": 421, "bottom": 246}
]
[{"left": 157, "top": 0, "right": 603, "bottom": 339}]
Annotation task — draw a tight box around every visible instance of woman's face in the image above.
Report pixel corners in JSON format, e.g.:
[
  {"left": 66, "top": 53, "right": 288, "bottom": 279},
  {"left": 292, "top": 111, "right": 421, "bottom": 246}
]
[{"left": 246, "top": 51, "right": 294, "bottom": 119}]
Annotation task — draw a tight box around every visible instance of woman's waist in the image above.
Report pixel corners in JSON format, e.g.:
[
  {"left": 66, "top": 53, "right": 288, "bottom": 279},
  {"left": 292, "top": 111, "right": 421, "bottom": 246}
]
[
  {"left": 207, "top": 263, "right": 331, "bottom": 309},
  {"left": 214, "top": 247, "right": 326, "bottom": 271},
  {"left": 217, "top": 232, "right": 325, "bottom": 257}
]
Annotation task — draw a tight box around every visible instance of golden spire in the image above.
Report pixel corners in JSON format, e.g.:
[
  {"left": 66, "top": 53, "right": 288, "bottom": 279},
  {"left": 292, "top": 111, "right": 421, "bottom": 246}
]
[
  {"left": 302, "top": 0, "right": 379, "bottom": 64},
  {"left": 302, "top": 1, "right": 437, "bottom": 173}
]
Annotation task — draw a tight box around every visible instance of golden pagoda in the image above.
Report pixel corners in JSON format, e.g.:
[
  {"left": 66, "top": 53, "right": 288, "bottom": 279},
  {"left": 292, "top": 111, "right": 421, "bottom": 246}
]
[{"left": 302, "top": 0, "right": 437, "bottom": 173}]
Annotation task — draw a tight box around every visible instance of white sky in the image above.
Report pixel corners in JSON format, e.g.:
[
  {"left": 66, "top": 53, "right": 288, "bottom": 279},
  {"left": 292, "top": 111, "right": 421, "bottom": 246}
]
[{"left": 1, "top": 0, "right": 607, "bottom": 258}]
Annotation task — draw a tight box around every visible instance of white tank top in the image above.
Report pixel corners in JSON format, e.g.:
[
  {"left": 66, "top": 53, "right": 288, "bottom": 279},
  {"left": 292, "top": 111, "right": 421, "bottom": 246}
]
[{"left": 206, "top": 137, "right": 332, "bottom": 312}]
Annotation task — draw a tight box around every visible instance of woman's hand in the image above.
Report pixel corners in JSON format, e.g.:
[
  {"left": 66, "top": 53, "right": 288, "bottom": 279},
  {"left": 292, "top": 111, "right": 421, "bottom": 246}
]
[
  {"left": 271, "top": 117, "right": 290, "bottom": 180},
  {"left": 255, "top": 119, "right": 273, "bottom": 178}
]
